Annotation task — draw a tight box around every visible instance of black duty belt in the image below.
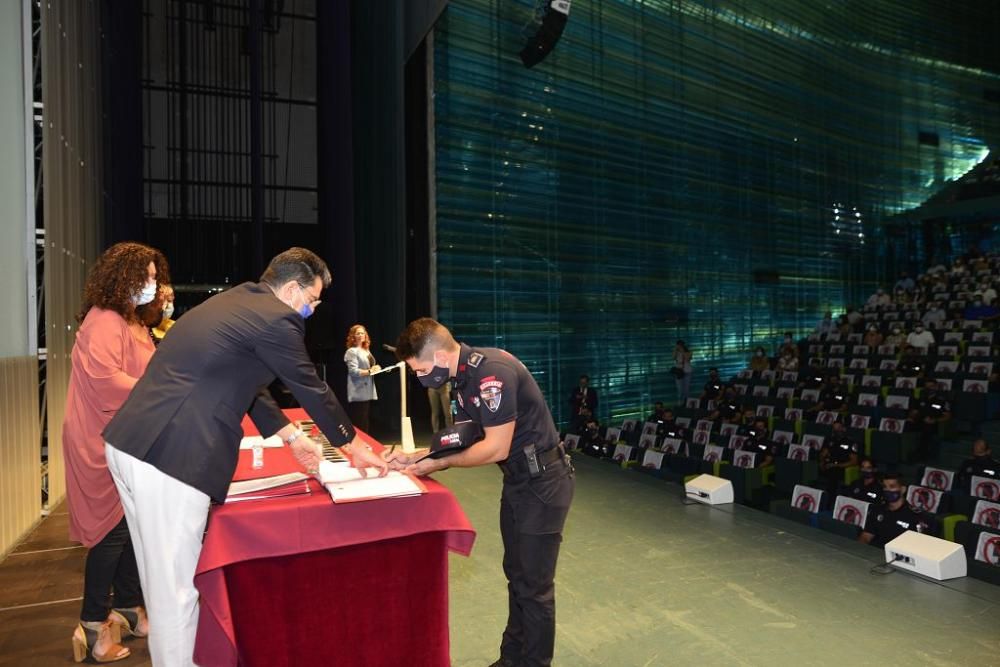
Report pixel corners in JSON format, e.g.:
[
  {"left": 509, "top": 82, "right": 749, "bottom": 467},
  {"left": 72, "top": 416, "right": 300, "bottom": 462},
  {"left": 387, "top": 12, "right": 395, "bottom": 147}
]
[{"left": 498, "top": 445, "right": 566, "bottom": 481}]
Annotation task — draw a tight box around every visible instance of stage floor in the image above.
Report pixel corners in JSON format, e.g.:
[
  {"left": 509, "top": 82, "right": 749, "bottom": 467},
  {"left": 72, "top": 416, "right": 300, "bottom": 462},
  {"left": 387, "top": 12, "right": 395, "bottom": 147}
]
[
  {"left": 2, "top": 454, "right": 998, "bottom": 666},
  {"left": 442, "top": 455, "right": 1000, "bottom": 667}
]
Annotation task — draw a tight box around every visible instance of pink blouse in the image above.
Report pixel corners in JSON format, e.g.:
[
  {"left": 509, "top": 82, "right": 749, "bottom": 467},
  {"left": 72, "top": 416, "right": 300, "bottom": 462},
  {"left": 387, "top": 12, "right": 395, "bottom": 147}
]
[{"left": 63, "top": 308, "right": 155, "bottom": 547}]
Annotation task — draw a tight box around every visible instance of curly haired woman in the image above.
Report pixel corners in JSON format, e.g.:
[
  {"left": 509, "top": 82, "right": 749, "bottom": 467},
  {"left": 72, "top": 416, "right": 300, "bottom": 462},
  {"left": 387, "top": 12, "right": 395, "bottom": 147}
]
[{"left": 64, "top": 242, "right": 169, "bottom": 663}]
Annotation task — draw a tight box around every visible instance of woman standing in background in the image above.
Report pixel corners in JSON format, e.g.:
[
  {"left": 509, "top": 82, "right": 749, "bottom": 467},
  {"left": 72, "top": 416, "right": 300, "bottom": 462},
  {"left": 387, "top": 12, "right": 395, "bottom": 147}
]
[
  {"left": 64, "top": 242, "right": 169, "bottom": 663},
  {"left": 344, "top": 324, "right": 379, "bottom": 433}
]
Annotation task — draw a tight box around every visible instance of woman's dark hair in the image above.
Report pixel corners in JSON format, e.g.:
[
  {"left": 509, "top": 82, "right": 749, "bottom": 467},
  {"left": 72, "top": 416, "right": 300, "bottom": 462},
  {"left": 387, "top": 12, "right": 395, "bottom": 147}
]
[
  {"left": 77, "top": 242, "right": 170, "bottom": 324},
  {"left": 260, "top": 247, "right": 332, "bottom": 289},
  {"left": 676, "top": 340, "right": 688, "bottom": 351}
]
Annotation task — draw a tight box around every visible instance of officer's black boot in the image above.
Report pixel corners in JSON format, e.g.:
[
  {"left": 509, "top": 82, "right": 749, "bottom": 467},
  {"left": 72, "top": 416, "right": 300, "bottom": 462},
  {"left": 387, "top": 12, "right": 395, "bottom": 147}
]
[{"left": 487, "top": 658, "right": 518, "bottom": 667}]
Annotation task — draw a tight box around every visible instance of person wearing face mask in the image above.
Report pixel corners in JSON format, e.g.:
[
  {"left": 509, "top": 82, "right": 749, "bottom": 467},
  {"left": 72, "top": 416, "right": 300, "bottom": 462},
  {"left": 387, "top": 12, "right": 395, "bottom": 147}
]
[
  {"left": 63, "top": 242, "right": 168, "bottom": 663},
  {"left": 921, "top": 301, "right": 946, "bottom": 327},
  {"left": 749, "top": 346, "right": 769, "bottom": 372},
  {"left": 858, "top": 473, "right": 937, "bottom": 547},
  {"left": 981, "top": 283, "right": 997, "bottom": 306},
  {"left": 963, "top": 294, "right": 1000, "bottom": 321},
  {"left": 905, "top": 323, "right": 935, "bottom": 350},
  {"left": 884, "top": 326, "right": 906, "bottom": 347},
  {"left": 386, "top": 318, "right": 574, "bottom": 667},
  {"left": 151, "top": 285, "right": 176, "bottom": 342},
  {"left": 344, "top": 324, "right": 380, "bottom": 433},
  {"left": 819, "top": 420, "right": 859, "bottom": 494},
  {"left": 103, "top": 248, "right": 388, "bottom": 666},
  {"left": 862, "top": 324, "right": 883, "bottom": 348},
  {"left": 840, "top": 457, "right": 884, "bottom": 504},
  {"left": 956, "top": 439, "right": 1000, "bottom": 493},
  {"left": 814, "top": 311, "right": 836, "bottom": 334}
]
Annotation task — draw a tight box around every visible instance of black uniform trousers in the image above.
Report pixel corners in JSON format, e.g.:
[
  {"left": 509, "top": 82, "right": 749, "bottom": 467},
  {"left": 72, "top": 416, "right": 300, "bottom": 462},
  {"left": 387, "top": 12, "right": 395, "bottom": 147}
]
[{"left": 498, "top": 457, "right": 574, "bottom": 667}]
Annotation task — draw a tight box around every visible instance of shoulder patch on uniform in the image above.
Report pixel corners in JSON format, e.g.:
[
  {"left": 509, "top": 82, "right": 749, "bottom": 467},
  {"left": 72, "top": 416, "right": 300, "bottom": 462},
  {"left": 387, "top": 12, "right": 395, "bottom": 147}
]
[
  {"left": 479, "top": 376, "right": 503, "bottom": 412},
  {"left": 468, "top": 352, "right": 484, "bottom": 368}
]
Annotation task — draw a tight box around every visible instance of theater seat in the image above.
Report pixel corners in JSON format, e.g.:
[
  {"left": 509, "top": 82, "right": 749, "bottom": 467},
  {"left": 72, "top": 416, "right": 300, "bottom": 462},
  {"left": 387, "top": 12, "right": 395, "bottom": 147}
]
[{"left": 817, "top": 513, "right": 862, "bottom": 540}]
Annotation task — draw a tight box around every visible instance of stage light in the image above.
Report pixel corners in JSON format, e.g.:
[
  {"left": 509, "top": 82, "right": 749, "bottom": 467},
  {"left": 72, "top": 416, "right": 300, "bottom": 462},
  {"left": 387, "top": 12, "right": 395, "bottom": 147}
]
[{"left": 519, "top": 0, "right": 571, "bottom": 69}]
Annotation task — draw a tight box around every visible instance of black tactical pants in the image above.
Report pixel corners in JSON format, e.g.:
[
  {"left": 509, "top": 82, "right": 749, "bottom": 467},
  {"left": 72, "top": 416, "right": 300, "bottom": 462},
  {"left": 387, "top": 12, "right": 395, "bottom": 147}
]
[{"left": 498, "top": 456, "right": 575, "bottom": 667}]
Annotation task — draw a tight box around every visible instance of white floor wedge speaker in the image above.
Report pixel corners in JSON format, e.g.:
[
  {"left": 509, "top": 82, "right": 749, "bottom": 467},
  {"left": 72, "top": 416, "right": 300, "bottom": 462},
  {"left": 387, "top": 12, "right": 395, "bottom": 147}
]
[
  {"left": 684, "top": 474, "right": 734, "bottom": 505},
  {"left": 884, "top": 530, "right": 967, "bottom": 581}
]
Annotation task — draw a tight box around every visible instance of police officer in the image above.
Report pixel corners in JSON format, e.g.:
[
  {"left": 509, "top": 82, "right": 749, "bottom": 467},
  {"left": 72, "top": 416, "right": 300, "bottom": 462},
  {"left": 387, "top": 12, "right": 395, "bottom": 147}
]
[
  {"left": 956, "top": 438, "right": 1000, "bottom": 493},
  {"left": 818, "top": 419, "right": 860, "bottom": 493},
  {"left": 387, "top": 318, "right": 575, "bottom": 667},
  {"left": 840, "top": 457, "right": 883, "bottom": 504},
  {"left": 740, "top": 417, "right": 778, "bottom": 467},
  {"left": 858, "top": 473, "right": 937, "bottom": 548}
]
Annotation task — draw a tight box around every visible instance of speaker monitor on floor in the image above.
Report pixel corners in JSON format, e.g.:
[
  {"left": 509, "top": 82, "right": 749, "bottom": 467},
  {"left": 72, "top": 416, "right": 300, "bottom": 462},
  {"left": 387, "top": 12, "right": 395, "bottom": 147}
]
[
  {"left": 884, "top": 530, "right": 967, "bottom": 581},
  {"left": 684, "top": 474, "right": 734, "bottom": 505}
]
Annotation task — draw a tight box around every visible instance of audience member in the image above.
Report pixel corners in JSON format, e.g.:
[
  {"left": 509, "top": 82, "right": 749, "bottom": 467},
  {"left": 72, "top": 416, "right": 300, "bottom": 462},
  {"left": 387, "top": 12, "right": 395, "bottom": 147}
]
[
  {"left": 955, "top": 439, "right": 999, "bottom": 493},
  {"left": 905, "top": 324, "right": 935, "bottom": 350},
  {"left": 858, "top": 473, "right": 937, "bottom": 547},
  {"left": 921, "top": 301, "right": 946, "bottom": 327},
  {"left": 819, "top": 420, "right": 859, "bottom": 494},
  {"left": 964, "top": 294, "right": 1000, "bottom": 321},
  {"left": 841, "top": 457, "right": 883, "bottom": 504},
  {"left": 862, "top": 324, "right": 883, "bottom": 348},
  {"left": 814, "top": 311, "right": 835, "bottom": 334},
  {"left": 884, "top": 326, "right": 906, "bottom": 347},
  {"left": 740, "top": 417, "right": 778, "bottom": 468},
  {"left": 894, "top": 272, "right": 915, "bottom": 292},
  {"left": 700, "top": 368, "right": 725, "bottom": 403},
  {"left": 776, "top": 348, "right": 799, "bottom": 372},
  {"left": 749, "top": 346, "right": 769, "bottom": 372}
]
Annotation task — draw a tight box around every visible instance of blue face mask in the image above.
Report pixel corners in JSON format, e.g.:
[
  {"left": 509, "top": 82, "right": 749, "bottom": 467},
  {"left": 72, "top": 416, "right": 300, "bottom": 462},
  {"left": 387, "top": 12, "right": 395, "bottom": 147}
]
[
  {"left": 296, "top": 284, "right": 316, "bottom": 319},
  {"left": 133, "top": 281, "right": 157, "bottom": 306},
  {"left": 884, "top": 490, "right": 902, "bottom": 504}
]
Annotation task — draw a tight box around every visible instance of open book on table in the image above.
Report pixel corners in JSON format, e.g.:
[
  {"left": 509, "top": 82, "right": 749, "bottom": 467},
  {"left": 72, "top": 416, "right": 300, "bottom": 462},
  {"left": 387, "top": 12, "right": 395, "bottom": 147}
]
[{"left": 317, "top": 460, "right": 426, "bottom": 504}]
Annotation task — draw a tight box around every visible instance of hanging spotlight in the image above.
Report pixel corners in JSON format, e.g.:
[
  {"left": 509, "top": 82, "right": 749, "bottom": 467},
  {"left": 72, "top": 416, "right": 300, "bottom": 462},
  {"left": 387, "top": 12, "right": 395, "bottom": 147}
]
[{"left": 519, "top": 1, "right": 571, "bottom": 68}]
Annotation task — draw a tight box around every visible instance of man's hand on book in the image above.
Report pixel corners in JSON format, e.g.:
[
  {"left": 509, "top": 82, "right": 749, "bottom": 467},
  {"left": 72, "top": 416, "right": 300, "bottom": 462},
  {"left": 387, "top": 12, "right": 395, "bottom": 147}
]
[
  {"left": 344, "top": 437, "right": 389, "bottom": 478},
  {"left": 289, "top": 434, "right": 324, "bottom": 474}
]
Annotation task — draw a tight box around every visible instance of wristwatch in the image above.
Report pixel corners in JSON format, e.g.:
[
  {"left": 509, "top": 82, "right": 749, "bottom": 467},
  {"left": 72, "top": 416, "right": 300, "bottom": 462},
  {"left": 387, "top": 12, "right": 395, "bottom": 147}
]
[{"left": 283, "top": 428, "right": 305, "bottom": 446}]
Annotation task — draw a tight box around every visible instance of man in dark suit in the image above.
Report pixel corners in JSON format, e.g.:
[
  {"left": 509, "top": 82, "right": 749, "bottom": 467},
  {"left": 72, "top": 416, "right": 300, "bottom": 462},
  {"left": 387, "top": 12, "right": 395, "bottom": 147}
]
[
  {"left": 567, "top": 374, "right": 598, "bottom": 434},
  {"left": 103, "top": 247, "right": 387, "bottom": 666}
]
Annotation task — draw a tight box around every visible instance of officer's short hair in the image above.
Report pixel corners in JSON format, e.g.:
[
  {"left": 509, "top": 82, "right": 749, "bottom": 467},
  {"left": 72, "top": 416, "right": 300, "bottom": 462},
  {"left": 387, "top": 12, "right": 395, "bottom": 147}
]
[
  {"left": 883, "top": 472, "right": 904, "bottom": 486},
  {"left": 260, "top": 247, "right": 332, "bottom": 289},
  {"left": 395, "top": 317, "right": 458, "bottom": 361}
]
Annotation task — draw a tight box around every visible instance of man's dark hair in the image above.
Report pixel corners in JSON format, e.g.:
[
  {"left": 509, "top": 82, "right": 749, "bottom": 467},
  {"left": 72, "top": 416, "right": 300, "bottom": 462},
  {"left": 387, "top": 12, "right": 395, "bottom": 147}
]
[
  {"left": 882, "top": 472, "right": 904, "bottom": 485},
  {"left": 580, "top": 374, "right": 589, "bottom": 382},
  {"left": 396, "top": 317, "right": 459, "bottom": 361},
  {"left": 260, "top": 247, "right": 332, "bottom": 289}
]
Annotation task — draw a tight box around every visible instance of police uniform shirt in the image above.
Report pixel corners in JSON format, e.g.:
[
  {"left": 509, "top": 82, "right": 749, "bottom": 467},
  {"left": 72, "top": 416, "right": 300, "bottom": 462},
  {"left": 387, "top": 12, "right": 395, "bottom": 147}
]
[
  {"left": 452, "top": 343, "right": 560, "bottom": 460},
  {"left": 703, "top": 380, "right": 724, "bottom": 398},
  {"left": 957, "top": 456, "right": 1000, "bottom": 490},
  {"left": 820, "top": 387, "right": 848, "bottom": 410},
  {"left": 823, "top": 435, "right": 859, "bottom": 465},
  {"left": 917, "top": 392, "right": 950, "bottom": 419},
  {"left": 844, "top": 479, "right": 884, "bottom": 504},
  {"left": 863, "top": 502, "right": 936, "bottom": 548},
  {"left": 742, "top": 436, "right": 779, "bottom": 462}
]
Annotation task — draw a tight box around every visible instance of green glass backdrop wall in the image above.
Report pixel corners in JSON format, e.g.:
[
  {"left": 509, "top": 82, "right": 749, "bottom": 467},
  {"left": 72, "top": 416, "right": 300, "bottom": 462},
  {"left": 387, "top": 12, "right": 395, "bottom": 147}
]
[{"left": 433, "top": 0, "right": 1000, "bottom": 425}]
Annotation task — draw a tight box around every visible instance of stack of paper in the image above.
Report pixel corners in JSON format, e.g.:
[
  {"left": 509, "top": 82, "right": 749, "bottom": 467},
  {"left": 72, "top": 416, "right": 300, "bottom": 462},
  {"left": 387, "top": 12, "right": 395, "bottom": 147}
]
[
  {"left": 317, "top": 461, "right": 425, "bottom": 504},
  {"left": 225, "top": 472, "right": 311, "bottom": 503}
]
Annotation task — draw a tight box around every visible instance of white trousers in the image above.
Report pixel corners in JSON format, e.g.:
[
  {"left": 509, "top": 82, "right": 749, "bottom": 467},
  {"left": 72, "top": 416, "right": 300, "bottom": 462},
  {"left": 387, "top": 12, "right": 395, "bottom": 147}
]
[{"left": 106, "top": 443, "right": 211, "bottom": 667}]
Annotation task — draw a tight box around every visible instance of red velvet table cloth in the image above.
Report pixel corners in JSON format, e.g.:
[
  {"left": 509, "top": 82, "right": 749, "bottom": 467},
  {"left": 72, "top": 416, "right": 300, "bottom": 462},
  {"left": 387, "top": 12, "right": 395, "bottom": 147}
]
[{"left": 193, "top": 409, "right": 476, "bottom": 666}]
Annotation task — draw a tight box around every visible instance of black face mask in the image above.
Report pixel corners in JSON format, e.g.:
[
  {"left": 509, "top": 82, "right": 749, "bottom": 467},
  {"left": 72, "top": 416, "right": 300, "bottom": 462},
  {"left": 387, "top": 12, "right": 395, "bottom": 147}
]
[
  {"left": 861, "top": 470, "right": 875, "bottom": 479},
  {"left": 417, "top": 365, "right": 451, "bottom": 389},
  {"left": 975, "top": 454, "right": 991, "bottom": 461},
  {"left": 884, "top": 490, "right": 902, "bottom": 504}
]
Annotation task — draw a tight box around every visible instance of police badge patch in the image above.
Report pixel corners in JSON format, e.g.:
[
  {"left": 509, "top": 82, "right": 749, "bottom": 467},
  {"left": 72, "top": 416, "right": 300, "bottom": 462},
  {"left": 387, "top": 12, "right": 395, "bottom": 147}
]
[{"left": 479, "top": 376, "right": 503, "bottom": 412}]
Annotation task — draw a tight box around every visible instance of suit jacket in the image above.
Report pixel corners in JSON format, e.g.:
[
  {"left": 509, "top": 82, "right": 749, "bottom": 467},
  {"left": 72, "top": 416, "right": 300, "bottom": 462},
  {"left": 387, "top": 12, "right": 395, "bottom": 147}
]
[
  {"left": 568, "top": 387, "right": 598, "bottom": 414},
  {"left": 344, "top": 346, "right": 378, "bottom": 403},
  {"left": 103, "top": 282, "right": 355, "bottom": 502}
]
